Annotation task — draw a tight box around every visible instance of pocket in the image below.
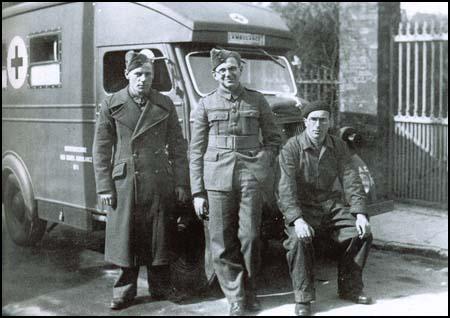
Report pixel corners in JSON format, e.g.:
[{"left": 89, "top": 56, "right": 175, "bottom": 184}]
[
  {"left": 207, "top": 111, "right": 229, "bottom": 122},
  {"left": 203, "top": 151, "right": 219, "bottom": 162},
  {"left": 112, "top": 162, "right": 126, "bottom": 180},
  {"left": 240, "top": 110, "right": 260, "bottom": 135},
  {"left": 239, "top": 149, "right": 259, "bottom": 159},
  {"left": 207, "top": 111, "right": 229, "bottom": 134},
  {"left": 240, "top": 110, "right": 260, "bottom": 119}
]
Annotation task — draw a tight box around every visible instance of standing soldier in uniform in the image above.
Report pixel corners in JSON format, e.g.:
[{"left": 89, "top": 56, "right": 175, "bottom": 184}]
[
  {"left": 277, "top": 101, "right": 373, "bottom": 316},
  {"left": 190, "top": 48, "right": 282, "bottom": 316},
  {"left": 93, "top": 50, "right": 189, "bottom": 310}
]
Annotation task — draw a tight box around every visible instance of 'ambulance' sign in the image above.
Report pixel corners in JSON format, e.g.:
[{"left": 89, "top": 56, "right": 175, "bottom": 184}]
[
  {"left": 7, "top": 36, "right": 28, "bottom": 89},
  {"left": 228, "top": 32, "right": 265, "bottom": 46}
]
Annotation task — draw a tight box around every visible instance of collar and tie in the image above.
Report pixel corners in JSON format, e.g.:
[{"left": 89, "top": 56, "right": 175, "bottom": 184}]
[
  {"left": 133, "top": 96, "right": 147, "bottom": 111},
  {"left": 217, "top": 84, "right": 244, "bottom": 101},
  {"left": 128, "top": 89, "right": 148, "bottom": 111}
]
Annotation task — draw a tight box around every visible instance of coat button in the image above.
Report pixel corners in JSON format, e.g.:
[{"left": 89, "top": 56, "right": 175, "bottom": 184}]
[
  {"left": 133, "top": 153, "right": 138, "bottom": 158},
  {"left": 135, "top": 171, "right": 139, "bottom": 175},
  {"left": 154, "top": 169, "right": 159, "bottom": 174},
  {"left": 231, "top": 107, "right": 237, "bottom": 113}
]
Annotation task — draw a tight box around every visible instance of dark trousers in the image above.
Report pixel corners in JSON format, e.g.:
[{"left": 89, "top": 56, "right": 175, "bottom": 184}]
[
  {"left": 283, "top": 204, "right": 372, "bottom": 303},
  {"left": 207, "top": 161, "right": 262, "bottom": 303},
  {"left": 112, "top": 265, "right": 170, "bottom": 300}
]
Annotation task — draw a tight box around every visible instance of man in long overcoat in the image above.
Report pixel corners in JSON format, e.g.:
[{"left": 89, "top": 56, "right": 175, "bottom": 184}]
[
  {"left": 93, "top": 50, "right": 189, "bottom": 310},
  {"left": 189, "top": 48, "right": 281, "bottom": 315}
]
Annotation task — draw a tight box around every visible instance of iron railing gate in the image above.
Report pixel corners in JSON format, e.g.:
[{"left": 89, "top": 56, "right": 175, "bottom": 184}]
[{"left": 390, "top": 22, "right": 448, "bottom": 206}]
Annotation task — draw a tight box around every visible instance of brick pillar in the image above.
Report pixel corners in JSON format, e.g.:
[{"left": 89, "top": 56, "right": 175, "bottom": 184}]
[{"left": 338, "top": 2, "right": 400, "bottom": 200}]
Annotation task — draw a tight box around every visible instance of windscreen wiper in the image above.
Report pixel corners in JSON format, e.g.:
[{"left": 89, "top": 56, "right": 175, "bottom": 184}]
[
  {"left": 217, "top": 46, "right": 284, "bottom": 68},
  {"left": 257, "top": 48, "right": 285, "bottom": 69}
]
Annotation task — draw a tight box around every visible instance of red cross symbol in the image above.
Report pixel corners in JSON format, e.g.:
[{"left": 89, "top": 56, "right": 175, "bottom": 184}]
[{"left": 10, "top": 45, "right": 23, "bottom": 80}]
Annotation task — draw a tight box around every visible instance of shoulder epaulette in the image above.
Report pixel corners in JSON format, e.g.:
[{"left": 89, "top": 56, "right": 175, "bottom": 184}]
[
  {"left": 244, "top": 87, "right": 260, "bottom": 93},
  {"left": 205, "top": 89, "right": 217, "bottom": 96}
]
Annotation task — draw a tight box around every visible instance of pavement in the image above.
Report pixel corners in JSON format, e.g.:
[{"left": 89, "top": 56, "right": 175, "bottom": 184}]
[
  {"left": 370, "top": 202, "right": 448, "bottom": 260},
  {"left": 2, "top": 203, "right": 448, "bottom": 315}
]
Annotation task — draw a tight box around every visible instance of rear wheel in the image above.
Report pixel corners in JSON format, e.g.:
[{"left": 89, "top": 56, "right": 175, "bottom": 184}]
[{"left": 4, "top": 174, "right": 46, "bottom": 246}]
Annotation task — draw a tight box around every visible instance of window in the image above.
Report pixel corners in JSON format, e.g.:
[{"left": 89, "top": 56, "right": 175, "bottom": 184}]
[
  {"left": 28, "top": 32, "right": 61, "bottom": 87},
  {"left": 103, "top": 48, "right": 172, "bottom": 94},
  {"left": 187, "top": 51, "right": 296, "bottom": 96}
]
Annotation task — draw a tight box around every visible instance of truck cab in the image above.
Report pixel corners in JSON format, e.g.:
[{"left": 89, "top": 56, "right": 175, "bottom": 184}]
[{"left": 94, "top": 2, "right": 304, "bottom": 142}]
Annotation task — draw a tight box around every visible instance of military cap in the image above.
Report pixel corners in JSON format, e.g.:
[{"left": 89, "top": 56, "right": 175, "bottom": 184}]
[
  {"left": 125, "top": 49, "right": 154, "bottom": 72},
  {"left": 210, "top": 48, "right": 242, "bottom": 71},
  {"left": 301, "top": 100, "right": 331, "bottom": 118}
]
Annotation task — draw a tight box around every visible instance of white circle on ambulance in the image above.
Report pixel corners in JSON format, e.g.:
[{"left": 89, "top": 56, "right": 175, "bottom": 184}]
[
  {"left": 7, "top": 36, "right": 28, "bottom": 89},
  {"left": 229, "top": 13, "right": 248, "bottom": 24}
]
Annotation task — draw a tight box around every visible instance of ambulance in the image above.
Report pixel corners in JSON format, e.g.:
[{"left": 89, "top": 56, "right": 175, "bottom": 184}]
[{"left": 2, "top": 2, "right": 304, "bottom": 289}]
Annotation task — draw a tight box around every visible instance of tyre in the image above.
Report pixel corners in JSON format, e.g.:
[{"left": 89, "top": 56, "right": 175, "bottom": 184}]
[{"left": 3, "top": 174, "right": 46, "bottom": 246}]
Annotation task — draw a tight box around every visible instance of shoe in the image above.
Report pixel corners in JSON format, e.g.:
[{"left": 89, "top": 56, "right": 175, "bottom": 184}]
[
  {"left": 295, "top": 302, "right": 311, "bottom": 316},
  {"left": 246, "top": 297, "right": 262, "bottom": 312},
  {"left": 229, "top": 301, "right": 245, "bottom": 316},
  {"left": 339, "top": 292, "right": 373, "bottom": 304},
  {"left": 110, "top": 298, "right": 133, "bottom": 310}
]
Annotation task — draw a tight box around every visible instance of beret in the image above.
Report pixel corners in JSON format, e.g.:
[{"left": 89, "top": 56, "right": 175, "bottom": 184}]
[
  {"left": 125, "top": 50, "right": 153, "bottom": 72},
  {"left": 210, "top": 48, "right": 242, "bottom": 71},
  {"left": 301, "top": 100, "right": 331, "bottom": 118}
]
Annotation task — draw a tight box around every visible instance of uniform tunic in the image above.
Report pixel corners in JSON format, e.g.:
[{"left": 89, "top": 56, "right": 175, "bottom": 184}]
[{"left": 190, "top": 85, "right": 281, "bottom": 303}]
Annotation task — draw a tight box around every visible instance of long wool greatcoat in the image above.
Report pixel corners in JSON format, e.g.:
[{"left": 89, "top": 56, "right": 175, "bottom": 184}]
[{"left": 93, "top": 87, "right": 188, "bottom": 267}]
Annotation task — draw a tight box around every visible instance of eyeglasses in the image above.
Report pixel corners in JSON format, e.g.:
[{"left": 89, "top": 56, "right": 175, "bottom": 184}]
[{"left": 214, "top": 66, "right": 240, "bottom": 75}]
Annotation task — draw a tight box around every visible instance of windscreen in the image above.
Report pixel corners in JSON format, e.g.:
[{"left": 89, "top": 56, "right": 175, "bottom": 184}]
[{"left": 187, "top": 52, "right": 296, "bottom": 95}]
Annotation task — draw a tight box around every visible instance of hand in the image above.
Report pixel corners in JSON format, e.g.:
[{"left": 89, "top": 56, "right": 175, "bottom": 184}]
[
  {"left": 293, "top": 218, "right": 315, "bottom": 243},
  {"left": 175, "top": 186, "right": 189, "bottom": 203},
  {"left": 100, "top": 193, "right": 116, "bottom": 208},
  {"left": 355, "top": 214, "right": 371, "bottom": 239},
  {"left": 193, "top": 197, "right": 208, "bottom": 221}
]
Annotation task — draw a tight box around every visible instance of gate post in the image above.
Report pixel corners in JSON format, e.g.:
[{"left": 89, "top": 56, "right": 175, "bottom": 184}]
[{"left": 338, "top": 3, "right": 401, "bottom": 200}]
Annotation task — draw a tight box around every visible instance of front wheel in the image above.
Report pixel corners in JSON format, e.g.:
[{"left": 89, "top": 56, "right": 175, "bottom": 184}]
[
  {"left": 3, "top": 174, "right": 46, "bottom": 246},
  {"left": 168, "top": 209, "right": 210, "bottom": 294}
]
